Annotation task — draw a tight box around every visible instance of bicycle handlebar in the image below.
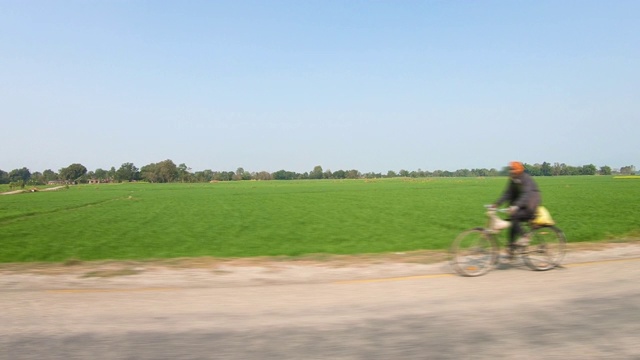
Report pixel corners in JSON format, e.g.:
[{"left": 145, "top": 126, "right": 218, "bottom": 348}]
[{"left": 484, "top": 204, "right": 509, "bottom": 213}]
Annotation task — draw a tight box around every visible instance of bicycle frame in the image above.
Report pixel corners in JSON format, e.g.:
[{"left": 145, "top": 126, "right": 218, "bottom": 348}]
[
  {"left": 485, "top": 207, "right": 536, "bottom": 249},
  {"left": 485, "top": 207, "right": 511, "bottom": 234}
]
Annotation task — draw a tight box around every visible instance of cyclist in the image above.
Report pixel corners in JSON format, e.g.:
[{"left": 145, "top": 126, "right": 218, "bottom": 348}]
[{"left": 492, "top": 161, "right": 541, "bottom": 255}]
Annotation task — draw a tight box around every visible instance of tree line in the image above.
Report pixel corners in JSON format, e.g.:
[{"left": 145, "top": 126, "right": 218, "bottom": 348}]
[{"left": 0, "top": 160, "right": 637, "bottom": 188}]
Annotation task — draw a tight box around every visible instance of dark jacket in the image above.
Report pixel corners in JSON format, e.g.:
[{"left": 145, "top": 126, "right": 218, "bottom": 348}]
[{"left": 496, "top": 173, "right": 541, "bottom": 213}]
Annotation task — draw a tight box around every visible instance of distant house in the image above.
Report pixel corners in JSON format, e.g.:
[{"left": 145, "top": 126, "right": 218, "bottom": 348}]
[
  {"left": 47, "top": 180, "right": 65, "bottom": 185},
  {"left": 88, "top": 178, "right": 112, "bottom": 184}
]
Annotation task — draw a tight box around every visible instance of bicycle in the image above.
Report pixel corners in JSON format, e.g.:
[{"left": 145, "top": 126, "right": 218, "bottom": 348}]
[{"left": 450, "top": 205, "right": 567, "bottom": 277}]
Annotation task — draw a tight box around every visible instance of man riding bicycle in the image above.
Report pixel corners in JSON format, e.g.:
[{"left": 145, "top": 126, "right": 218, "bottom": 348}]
[{"left": 492, "top": 161, "right": 541, "bottom": 255}]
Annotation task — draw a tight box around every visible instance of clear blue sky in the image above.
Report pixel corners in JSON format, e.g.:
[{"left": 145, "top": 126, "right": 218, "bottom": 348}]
[{"left": 1, "top": 0, "right": 638, "bottom": 174}]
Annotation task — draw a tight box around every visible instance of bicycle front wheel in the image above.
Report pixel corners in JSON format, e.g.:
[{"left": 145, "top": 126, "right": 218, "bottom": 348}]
[
  {"left": 450, "top": 228, "right": 498, "bottom": 277},
  {"left": 523, "top": 226, "right": 567, "bottom": 271}
]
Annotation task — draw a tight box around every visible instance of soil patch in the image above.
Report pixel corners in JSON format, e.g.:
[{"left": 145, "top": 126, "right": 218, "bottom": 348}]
[{"left": 0, "top": 240, "right": 637, "bottom": 278}]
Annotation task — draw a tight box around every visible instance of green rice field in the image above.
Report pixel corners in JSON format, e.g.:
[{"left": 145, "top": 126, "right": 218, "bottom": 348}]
[{"left": 1, "top": 177, "right": 639, "bottom": 263}]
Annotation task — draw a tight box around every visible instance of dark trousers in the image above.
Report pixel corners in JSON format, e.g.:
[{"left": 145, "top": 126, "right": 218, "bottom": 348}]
[{"left": 509, "top": 207, "right": 536, "bottom": 246}]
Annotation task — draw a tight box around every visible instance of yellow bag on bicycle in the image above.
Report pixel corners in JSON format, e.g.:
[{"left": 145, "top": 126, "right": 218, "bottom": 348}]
[{"left": 532, "top": 206, "right": 555, "bottom": 226}]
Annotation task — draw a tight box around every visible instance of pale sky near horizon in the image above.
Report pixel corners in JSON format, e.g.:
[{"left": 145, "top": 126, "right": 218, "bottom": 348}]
[{"left": 1, "top": 1, "right": 638, "bottom": 174}]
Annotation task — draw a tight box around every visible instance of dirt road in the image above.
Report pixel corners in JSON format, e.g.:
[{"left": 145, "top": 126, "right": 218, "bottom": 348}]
[
  {"left": 2, "top": 243, "right": 640, "bottom": 359},
  {"left": 1, "top": 241, "right": 639, "bottom": 290}
]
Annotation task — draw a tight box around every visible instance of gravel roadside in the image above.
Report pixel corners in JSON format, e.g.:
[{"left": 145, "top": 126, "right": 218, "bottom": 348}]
[{"left": 1, "top": 241, "right": 639, "bottom": 291}]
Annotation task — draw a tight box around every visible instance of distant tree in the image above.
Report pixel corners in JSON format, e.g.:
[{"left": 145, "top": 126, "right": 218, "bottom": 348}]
[
  {"left": 524, "top": 163, "right": 541, "bottom": 176},
  {"left": 540, "top": 162, "right": 552, "bottom": 176},
  {"left": 566, "top": 165, "right": 581, "bottom": 176},
  {"left": 28, "top": 171, "right": 44, "bottom": 185},
  {"left": 211, "top": 171, "right": 234, "bottom": 181},
  {"left": 59, "top": 164, "right": 87, "bottom": 182},
  {"left": 454, "top": 169, "right": 470, "bottom": 177},
  {"left": 177, "top": 163, "right": 194, "bottom": 182},
  {"left": 310, "top": 165, "right": 323, "bottom": 179},
  {"left": 140, "top": 163, "right": 158, "bottom": 182},
  {"left": 272, "top": 169, "right": 297, "bottom": 180},
  {"left": 332, "top": 170, "right": 346, "bottom": 179},
  {"left": 159, "top": 160, "right": 179, "bottom": 182},
  {"left": 201, "top": 169, "right": 215, "bottom": 181},
  {"left": 115, "top": 162, "right": 140, "bottom": 182},
  {"left": 471, "top": 168, "right": 490, "bottom": 177},
  {"left": 232, "top": 167, "right": 241, "bottom": 181},
  {"left": 108, "top": 167, "right": 117, "bottom": 181},
  {"left": 194, "top": 169, "right": 214, "bottom": 182},
  {"left": 9, "top": 167, "right": 31, "bottom": 183},
  {"left": 233, "top": 167, "right": 251, "bottom": 181},
  {"left": 223, "top": 171, "right": 236, "bottom": 181},
  {"left": 599, "top": 166, "right": 612, "bottom": 175},
  {"left": 272, "top": 170, "right": 286, "bottom": 180},
  {"left": 345, "top": 169, "right": 361, "bottom": 179},
  {"left": 94, "top": 168, "right": 108, "bottom": 181},
  {"left": 363, "top": 172, "right": 383, "bottom": 179},
  {"left": 0, "top": 169, "right": 9, "bottom": 184},
  {"left": 6, "top": 160, "right": 625, "bottom": 184},
  {"left": 43, "top": 169, "right": 58, "bottom": 182},
  {"left": 580, "top": 164, "right": 597, "bottom": 175},
  {"left": 253, "top": 171, "right": 272, "bottom": 181},
  {"left": 140, "top": 160, "right": 178, "bottom": 183}
]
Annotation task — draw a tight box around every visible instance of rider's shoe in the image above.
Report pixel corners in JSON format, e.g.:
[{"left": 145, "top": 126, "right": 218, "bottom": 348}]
[{"left": 515, "top": 236, "right": 531, "bottom": 247}]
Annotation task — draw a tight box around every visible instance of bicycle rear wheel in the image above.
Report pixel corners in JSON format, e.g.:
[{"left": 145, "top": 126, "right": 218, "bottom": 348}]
[
  {"left": 450, "top": 228, "right": 498, "bottom": 277},
  {"left": 523, "top": 226, "right": 566, "bottom": 271}
]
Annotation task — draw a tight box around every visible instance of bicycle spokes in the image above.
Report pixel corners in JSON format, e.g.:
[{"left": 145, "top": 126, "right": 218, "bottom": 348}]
[
  {"left": 522, "top": 226, "right": 566, "bottom": 271},
  {"left": 450, "top": 229, "right": 498, "bottom": 277}
]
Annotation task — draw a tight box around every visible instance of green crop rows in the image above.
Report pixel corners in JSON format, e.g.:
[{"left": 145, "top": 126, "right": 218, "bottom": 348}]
[{"left": 1, "top": 177, "right": 638, "bottom": 263}]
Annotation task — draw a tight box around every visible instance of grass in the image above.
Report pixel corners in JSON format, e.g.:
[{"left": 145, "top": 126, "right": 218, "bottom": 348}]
[{"left": 1, "top": 177, "right": 638, "bottom": 263}]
